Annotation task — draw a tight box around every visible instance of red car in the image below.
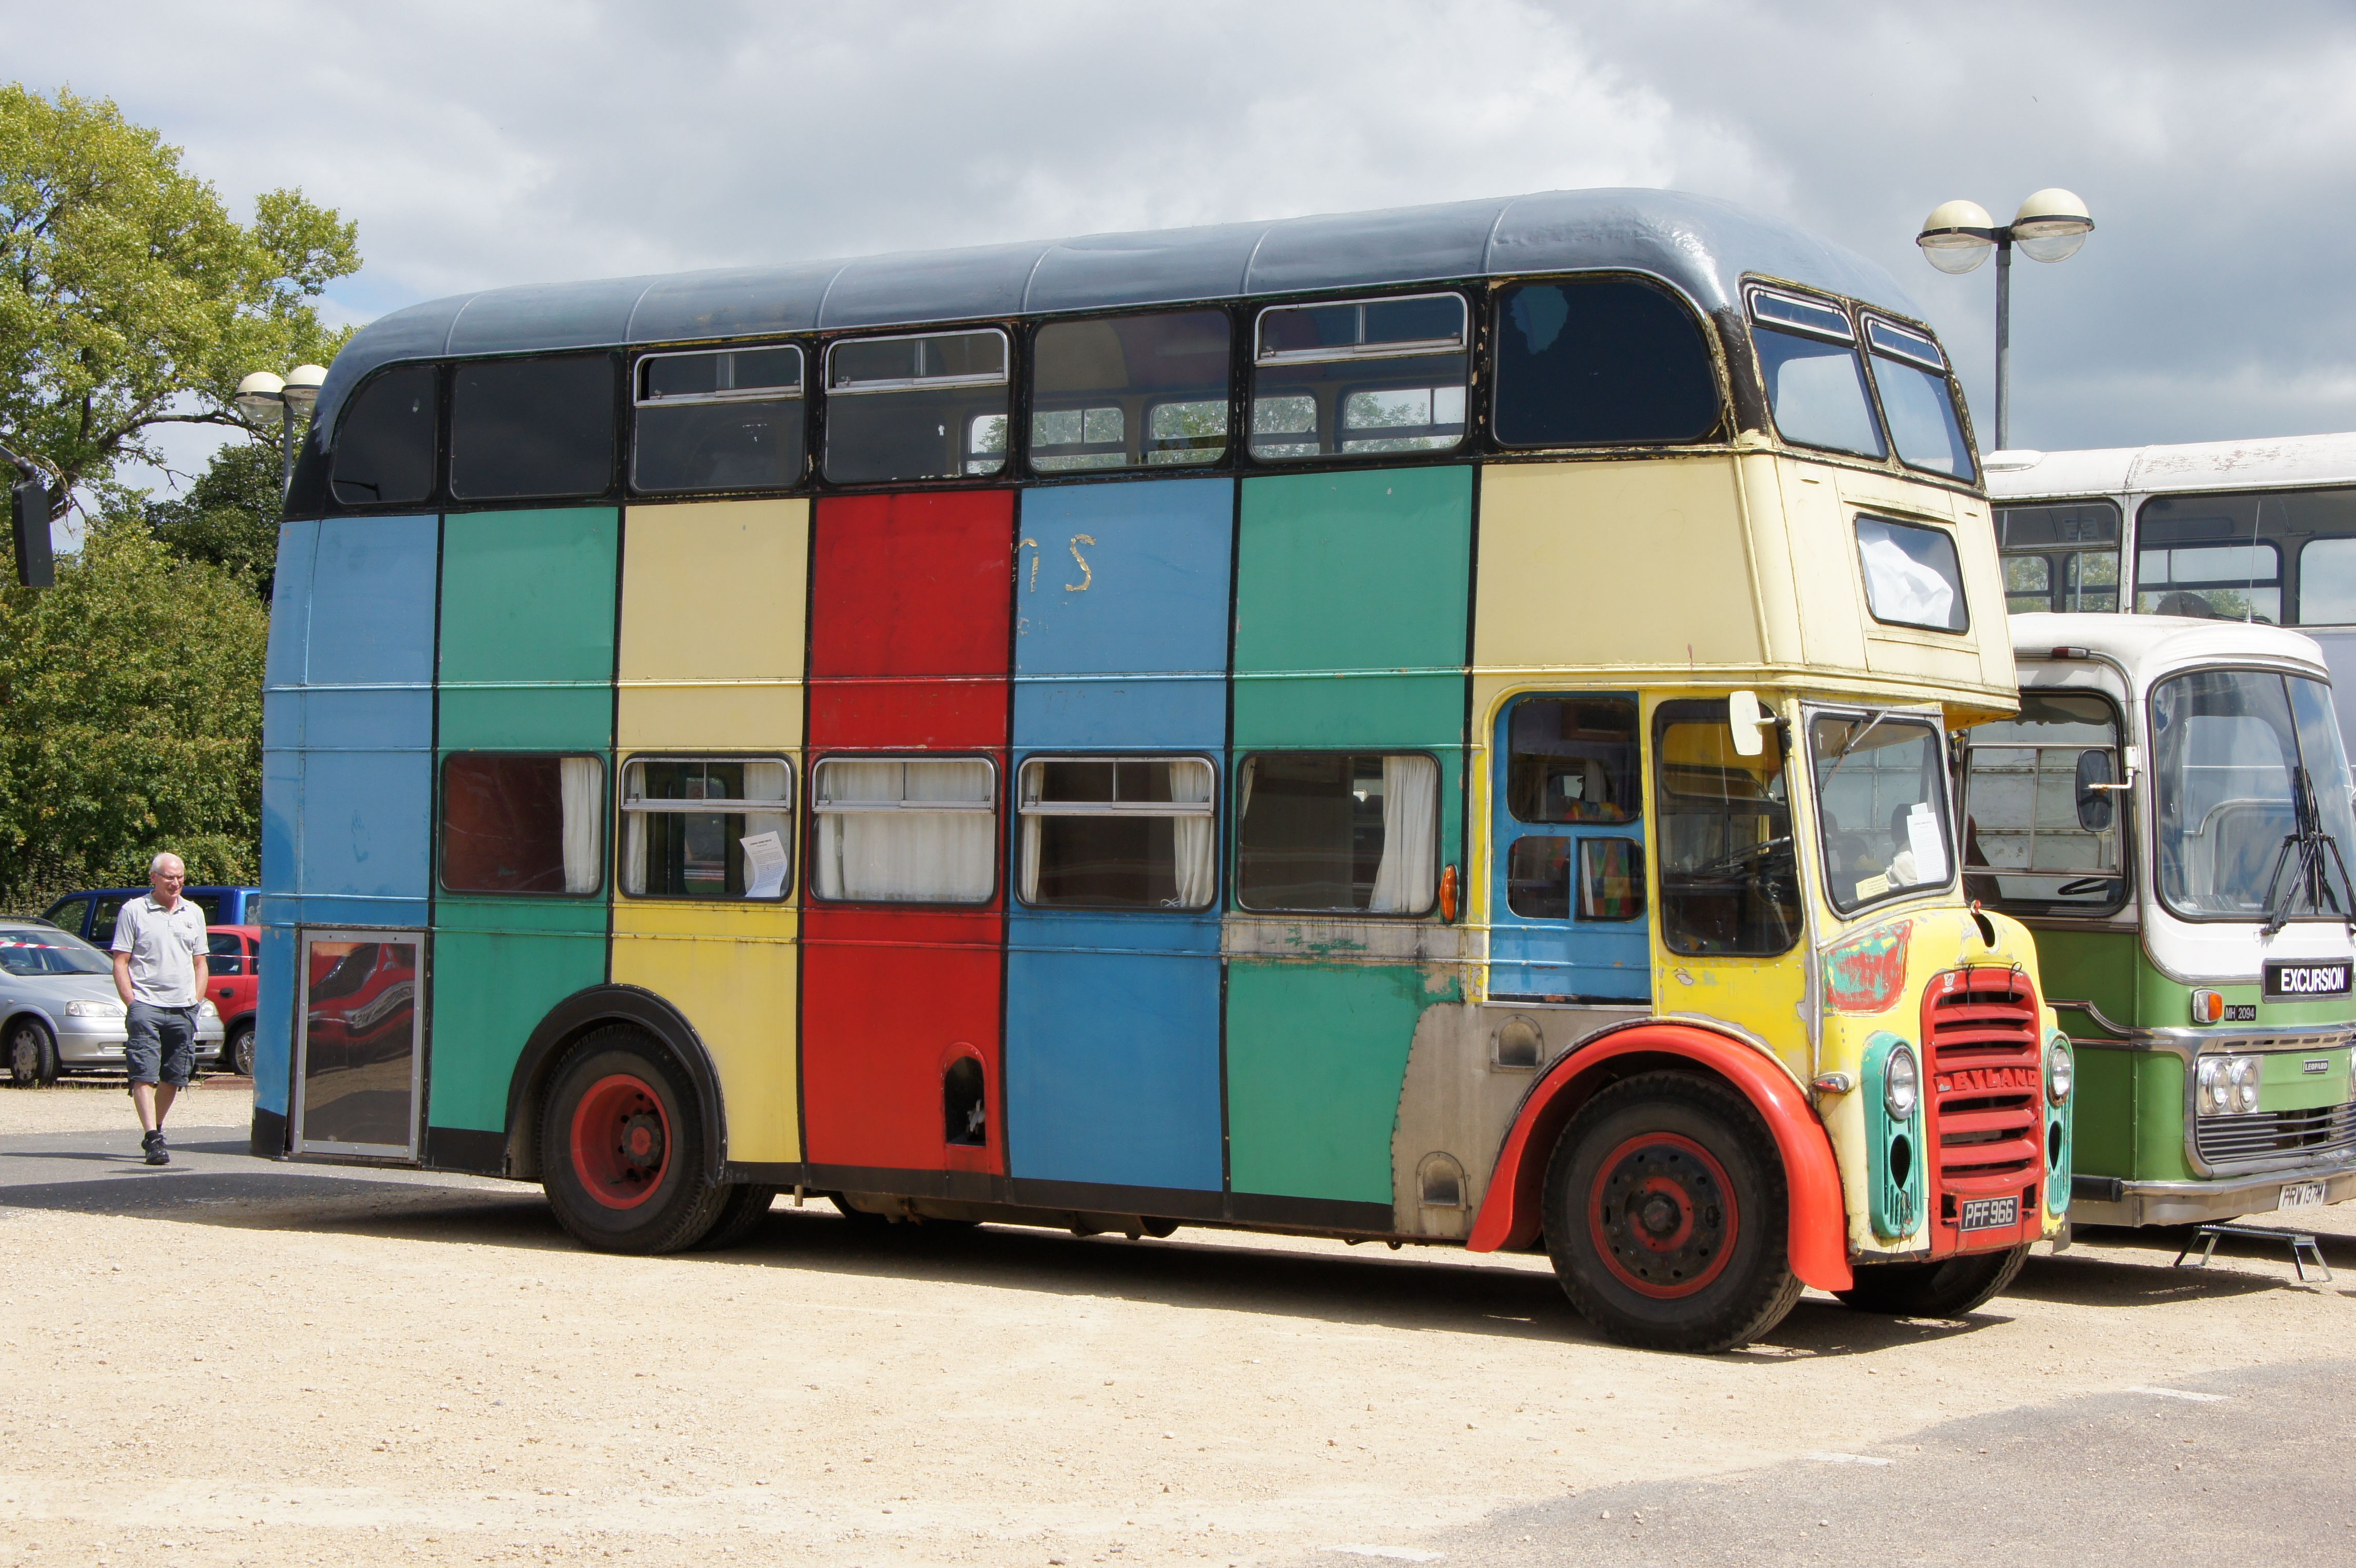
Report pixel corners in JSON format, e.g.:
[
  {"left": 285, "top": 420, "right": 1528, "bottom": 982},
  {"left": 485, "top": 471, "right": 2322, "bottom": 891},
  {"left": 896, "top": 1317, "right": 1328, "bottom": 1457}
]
[{"left": 205, "top": 925, "right": 261, "bottom": 1076}]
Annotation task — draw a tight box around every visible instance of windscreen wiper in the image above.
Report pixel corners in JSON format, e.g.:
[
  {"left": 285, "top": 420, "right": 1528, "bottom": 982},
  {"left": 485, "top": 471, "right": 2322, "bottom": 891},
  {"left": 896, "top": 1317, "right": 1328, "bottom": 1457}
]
[
  {"left": 2261, "top": 767, "right": 2356, "bottom": 935},
  {"left": 1833, "top": 709, "right": 1891, "bottom": 763}
]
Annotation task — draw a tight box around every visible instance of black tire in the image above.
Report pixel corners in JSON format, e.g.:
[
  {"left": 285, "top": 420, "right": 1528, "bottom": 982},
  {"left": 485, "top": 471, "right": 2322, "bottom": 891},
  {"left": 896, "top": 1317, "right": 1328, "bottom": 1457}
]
[
  {"left": 539, "top": 1027, "right": 728, "bottom": 1255},
  {"left": 226, "top": 1021, "right": 256, "bottom": 1078},
  {"left": 1542, "top": 1071, "right": 1804, "bottom": 1354},
  {"left": 1835, "top": 1244, "right": 2030, "bottom": 1318},
  {"left": 7, "top": 1017, "right": 58, "bottom": 1088},
  {"left": 695, "top": 1184, "right": 779, "bottom": 1251}
]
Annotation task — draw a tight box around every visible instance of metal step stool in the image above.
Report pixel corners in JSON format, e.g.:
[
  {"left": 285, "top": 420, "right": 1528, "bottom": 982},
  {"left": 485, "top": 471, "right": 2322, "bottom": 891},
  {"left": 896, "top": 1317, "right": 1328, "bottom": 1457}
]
[{"left": 2172, "top": 1223, "right": 2332, "bottom": 1283}]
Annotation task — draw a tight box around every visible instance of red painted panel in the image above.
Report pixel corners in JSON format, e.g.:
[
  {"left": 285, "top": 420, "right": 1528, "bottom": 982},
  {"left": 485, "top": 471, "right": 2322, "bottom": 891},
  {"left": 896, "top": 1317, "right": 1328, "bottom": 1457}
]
[
  {"left": 800, "top": 905, "right": 1005, "bottom": 1174},
  {"left": 810, "top": 491, "right": 1014, "bottom": 677}
]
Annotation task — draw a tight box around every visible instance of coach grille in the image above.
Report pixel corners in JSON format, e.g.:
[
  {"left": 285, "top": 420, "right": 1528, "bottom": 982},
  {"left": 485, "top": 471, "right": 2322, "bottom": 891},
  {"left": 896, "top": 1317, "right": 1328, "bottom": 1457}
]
[{"left": 2195, "top": 1103, "right": 2356, "bottom": 1167}]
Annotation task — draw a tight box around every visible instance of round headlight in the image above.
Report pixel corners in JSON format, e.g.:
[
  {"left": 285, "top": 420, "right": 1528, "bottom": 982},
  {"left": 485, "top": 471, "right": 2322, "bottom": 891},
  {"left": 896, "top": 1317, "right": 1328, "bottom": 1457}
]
[
  {"left": 2229, "top": 1056, "right": 2263, "bottom": 1115},
  {"left": 2047, "top": 1037, "right": 2074, "bottom": 1105},
  {"left": 1885, "top": 1044, "right": 1920, "bottom": 1120},
  {"left": 2196, "top": 1056, "right": 2230, "bottom": 1115}
]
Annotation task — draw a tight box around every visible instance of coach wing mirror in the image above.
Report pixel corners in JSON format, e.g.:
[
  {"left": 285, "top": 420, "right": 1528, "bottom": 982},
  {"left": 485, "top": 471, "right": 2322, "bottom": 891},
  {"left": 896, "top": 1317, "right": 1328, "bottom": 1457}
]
[
  {"left": 1728, "top": 690, "right": 1768, "bottom": 757},
  {"left": 2075, "top": 749, "right": 2119, "bottom": 831}
]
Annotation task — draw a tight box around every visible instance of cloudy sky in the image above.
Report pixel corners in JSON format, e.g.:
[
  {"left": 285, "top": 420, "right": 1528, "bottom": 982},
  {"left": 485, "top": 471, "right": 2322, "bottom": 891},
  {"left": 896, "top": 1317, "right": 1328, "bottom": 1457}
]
[{"left": 13, "top": 0, "right": 2356, "bottom": 496}]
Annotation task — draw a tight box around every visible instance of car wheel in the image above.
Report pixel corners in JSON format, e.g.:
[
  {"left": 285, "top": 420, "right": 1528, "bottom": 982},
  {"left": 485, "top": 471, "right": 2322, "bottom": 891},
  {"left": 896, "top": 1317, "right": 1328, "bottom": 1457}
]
[
  {"left": 1541, "top": 1070, "right": 1804, "bottom": 1354},
  {"left": 227, "top": 1022, "right": 256, "bottom": 1078},
  {"left": 7, "top": 1018, "right": 58, "bottom": 1088},
  {"left": 539, "top": 1026, "right": 728, "bottom": 1255},
  {"left": 1835, "top": 1245, "right": 2030, "bottom": 1318}
]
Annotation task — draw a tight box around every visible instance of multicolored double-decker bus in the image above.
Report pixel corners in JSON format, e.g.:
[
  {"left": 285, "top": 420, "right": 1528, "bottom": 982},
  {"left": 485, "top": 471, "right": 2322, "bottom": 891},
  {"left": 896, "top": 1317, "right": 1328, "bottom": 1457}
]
[
  {"left": 257, "top": 189, "right": 2070, "bottom": 1351},
  {"left": 1963, "top": 613, "right": 2356, "bottom": 1225}
]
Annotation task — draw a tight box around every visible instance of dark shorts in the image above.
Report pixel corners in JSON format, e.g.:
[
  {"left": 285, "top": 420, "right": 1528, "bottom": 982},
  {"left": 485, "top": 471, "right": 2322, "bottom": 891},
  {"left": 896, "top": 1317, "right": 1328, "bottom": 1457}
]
[{"left": 125, "top": 1002, "right": 198, "bottom": 1087}]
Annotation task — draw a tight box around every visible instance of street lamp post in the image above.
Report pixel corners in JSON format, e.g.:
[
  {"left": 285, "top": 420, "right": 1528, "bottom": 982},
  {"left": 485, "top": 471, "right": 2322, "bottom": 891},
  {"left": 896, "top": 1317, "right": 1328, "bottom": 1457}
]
[
  {"left": 1916, "top": 189, "right": 2094, "bottom": 452},
  {"left": 234, "top": 363, "right": 328, "bottom": 493}
]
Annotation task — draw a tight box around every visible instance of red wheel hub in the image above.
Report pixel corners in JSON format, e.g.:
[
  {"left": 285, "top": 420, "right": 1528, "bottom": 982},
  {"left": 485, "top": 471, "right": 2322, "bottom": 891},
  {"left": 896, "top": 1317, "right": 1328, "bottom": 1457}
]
[
  {"left": 1589, "top": 1131, "right": 1739, "bottom": 1299},
  {"left": 570, "top": 1073, "right": 672, "bottom": 1210}
]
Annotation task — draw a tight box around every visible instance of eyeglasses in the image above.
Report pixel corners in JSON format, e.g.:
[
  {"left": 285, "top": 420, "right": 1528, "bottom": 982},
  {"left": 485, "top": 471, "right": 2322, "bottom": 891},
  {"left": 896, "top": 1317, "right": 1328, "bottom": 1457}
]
[{"left": 154, "top": 872, "right": 186, "bottom": 883}]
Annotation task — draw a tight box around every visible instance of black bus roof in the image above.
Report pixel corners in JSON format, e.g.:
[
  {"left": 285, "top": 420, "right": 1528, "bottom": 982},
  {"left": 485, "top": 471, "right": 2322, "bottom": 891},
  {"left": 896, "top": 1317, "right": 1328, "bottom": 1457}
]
[{"left": 311, "top": 186, "right": 1912, "bottom": 438}]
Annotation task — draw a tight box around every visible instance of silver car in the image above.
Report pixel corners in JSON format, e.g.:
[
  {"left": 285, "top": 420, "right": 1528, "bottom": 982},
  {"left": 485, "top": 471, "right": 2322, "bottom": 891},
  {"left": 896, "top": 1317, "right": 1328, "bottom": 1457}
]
[{"left": 3, "top": 921, "right": 223, "bottom": 1086}]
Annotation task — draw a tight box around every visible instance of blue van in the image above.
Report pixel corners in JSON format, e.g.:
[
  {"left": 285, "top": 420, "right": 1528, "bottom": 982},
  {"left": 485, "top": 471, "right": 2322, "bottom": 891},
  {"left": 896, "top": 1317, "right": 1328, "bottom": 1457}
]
[{"left": 41, "top": 887, "right": 261, "bottom": 948}]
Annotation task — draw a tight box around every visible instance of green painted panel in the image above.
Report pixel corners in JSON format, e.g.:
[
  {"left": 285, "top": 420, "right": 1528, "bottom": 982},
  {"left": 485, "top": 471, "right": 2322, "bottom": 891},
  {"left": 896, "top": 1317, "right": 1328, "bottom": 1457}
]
[
  {"left": 438, "top": 508, "right": 618, "bottom": 751},
  {"left": 2129, "top": 1051, "right": 2192, "bottom": 1183},
  {"left": 2070, "top": 1045, "right": 2136, "bottom": 1178},
  {"left": 2026, "top": 927, "right": 2137, "bottom": 1026},
  {"left": 427, "top": 895, "right": 608, "bottom": 1132},
  {"left": 1233, "top": 467, "right": 1469, "bottom": 748},
  {"left": 1225, "top": 959, "right": 1428, "bottom": 1203},
  {"left": 2263, "top": 1046, "right": 2351, "bottom": 1111}
]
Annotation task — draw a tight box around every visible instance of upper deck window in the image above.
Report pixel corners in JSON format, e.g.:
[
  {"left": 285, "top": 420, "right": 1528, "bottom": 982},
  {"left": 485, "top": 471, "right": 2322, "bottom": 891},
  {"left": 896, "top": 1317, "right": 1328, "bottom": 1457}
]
[
  {"left": 1030, "top": 311, "right": 1230, "bottom": 474},
  {"left": 1250, "top": 293, "right": 1468, "bottom": 462},
  {"left": 823, "top": 329, "right": 1009, "bottom": 485},
  {"left": 329, "top": 364, "right": 438, "bottom": 508},
  {"left": 448, "top": 354, "right": 618, "bottom": 502},
  {"left": 1746, "top": 288, "right": 1884, "bottom": 461},
  {"left": 2135, "top": 486, "right": 2356, "bottom": 625},
  {"left": 1855, "top": 515, "right": 1969, "bottom": 633},
  {"left": 1996, "top": 500, "right": 2121, "bottom": 614},
  {"left": 1492, "top": 279, "right": 1719, "bottom": 447},
  {"left": 1861, "top": 317, "right": 1973, "bottom": 478},
  {"left": 632, "top": 345, "right": 805, "bottom": 493}
]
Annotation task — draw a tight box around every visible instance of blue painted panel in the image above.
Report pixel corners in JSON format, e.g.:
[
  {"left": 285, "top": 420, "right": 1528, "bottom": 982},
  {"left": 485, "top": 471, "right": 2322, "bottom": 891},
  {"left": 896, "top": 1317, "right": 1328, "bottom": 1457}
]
[
  {"left": 302, "top": 688, "right": 431, "bottom": 753},
  {"left": 307, "top": 515, "right": 439, "bottom": 687},
  {"left": 1489, "top": 694, "right": 1650, "bottom": 1002},
  {"left": 254, "top": 920, "right": 297, "bottom": 1117},
  {"left": 261, "top": 748, "right": 301, "bottom": 902},
  {"left": 1015, "top": 677, "right": 1226, "bottom": 751},
  {"left": 265, "top": 520, "right": 318, "bottom": 690},
  {"left": 1004, "top": 908, "right": 1223, "bottom": 1191},
  {"left": 300, "top": 747, "right": 434, "bottom": 905}
]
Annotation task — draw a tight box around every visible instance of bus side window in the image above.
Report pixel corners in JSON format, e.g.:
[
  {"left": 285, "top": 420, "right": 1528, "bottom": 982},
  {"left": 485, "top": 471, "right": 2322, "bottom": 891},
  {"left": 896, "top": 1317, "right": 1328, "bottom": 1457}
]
[
  {"left": 1029, "top": 311, "right": 1230, "bottom": 475},
  {"left": 1994, "top": 500, "right": 2120, "bottom": 615},
  {"left": 1234, "top": 752, "right": 1440, "bottom": 914},
  {"left": 329, "top": 363, "right": 439, "bottom": 509},
  {"left": 1962, "top": 692, "right": 2127, "bottom": 916},
  {"left": 823, "top": 329, "right": 1010, "bottom": 485},
  {"left": 448, "top": 355, "right": 618, "bottom": 502},
  {"left": 440, "top": 754, "right": 605, "bottom": 896},
  {"left": 1492, "top": 279, "right": 1720, "bottom": 448},
  {"left": 618, "top": 756, "right": 794, "bottom": 900},
  {"left": 1016, "top": 756, "right": 1215, "bottom": 908},
  {"left": 809, "top": 756, "right": 996, "bottom": 903},
  {"left": 1249, "top": 294, "right": 1467, "bottom": 462},
  {"left": 632, "top": 345, "right": 806, "bottom": 494}
]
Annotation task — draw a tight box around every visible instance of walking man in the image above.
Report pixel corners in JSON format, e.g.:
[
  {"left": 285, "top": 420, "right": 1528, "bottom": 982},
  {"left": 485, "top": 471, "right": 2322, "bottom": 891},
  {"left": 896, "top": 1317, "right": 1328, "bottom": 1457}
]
[{"left": 112, "top": 852, "right": 208, "bottom": 1166}]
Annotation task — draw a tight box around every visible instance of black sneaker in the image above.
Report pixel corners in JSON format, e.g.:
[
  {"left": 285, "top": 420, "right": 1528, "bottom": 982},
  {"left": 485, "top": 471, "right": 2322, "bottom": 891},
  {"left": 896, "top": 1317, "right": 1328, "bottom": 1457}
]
[{"left": 142, "top": 1131, "right": 168, "bottom": 1166}]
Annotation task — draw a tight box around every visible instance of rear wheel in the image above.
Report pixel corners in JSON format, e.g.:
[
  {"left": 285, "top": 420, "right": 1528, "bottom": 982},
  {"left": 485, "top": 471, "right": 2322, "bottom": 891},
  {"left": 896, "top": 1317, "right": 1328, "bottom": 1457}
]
[
  {"left": 696, "top": 1184, "right": 780, "bottom": 1251},
  {"left": 1835, "top": 1244, "right": 2030, "bottom": 1318},
  {"left": 7, "top": 1018, "right": 58, "bottom": 1088},
  {"left": 540, "top": 1028, "right": 727, "bottom": 1255},
  {"left": 226, "top": 1021, "right": 256, "bottom": 1077},
  {"left": 1542, "top": 1071, "right": 1803, "bottom": 1354}
]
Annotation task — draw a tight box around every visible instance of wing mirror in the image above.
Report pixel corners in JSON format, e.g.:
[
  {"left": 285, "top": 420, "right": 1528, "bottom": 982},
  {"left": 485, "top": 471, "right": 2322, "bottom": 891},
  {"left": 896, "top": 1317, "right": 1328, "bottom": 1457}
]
[
  {"left": 1729, "top": 690, "right": 1769, "bottom": 758},
  {"left": 2075, "top": 747, "right": 2135, "bottom": 831}
]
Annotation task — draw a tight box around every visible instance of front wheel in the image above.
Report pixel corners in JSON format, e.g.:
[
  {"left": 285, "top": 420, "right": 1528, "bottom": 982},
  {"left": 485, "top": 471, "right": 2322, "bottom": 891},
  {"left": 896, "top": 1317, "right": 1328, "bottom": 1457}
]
[
  {"left": 540, "top": 1027, "right": 728, "bottom": 1255},
  {"left": 1542, "top": 1071, "right": 1803, "bottom": 1353},
  {"left": 8, "top": 1018, "right": 58, "bottom": 1088},
  {"left": 226, "top": 1022, "right": 256, "bottom": 1077},
  {"left": 1835, "top": 1245, "right": 2030, "bottom": 1318}
]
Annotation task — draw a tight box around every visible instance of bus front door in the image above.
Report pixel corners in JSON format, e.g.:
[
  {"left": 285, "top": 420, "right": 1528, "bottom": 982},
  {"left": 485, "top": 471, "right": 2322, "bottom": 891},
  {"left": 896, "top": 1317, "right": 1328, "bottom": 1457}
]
[{"left": 1489, "top": 693, "right": 1651, "bottom": 1003}]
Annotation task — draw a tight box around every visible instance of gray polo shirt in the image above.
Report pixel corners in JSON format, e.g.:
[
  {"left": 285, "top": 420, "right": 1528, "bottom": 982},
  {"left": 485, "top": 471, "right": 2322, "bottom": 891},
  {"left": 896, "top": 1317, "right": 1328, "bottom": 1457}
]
[{"left": 111, "top": 894, "right": 207, "bottom": 1007}]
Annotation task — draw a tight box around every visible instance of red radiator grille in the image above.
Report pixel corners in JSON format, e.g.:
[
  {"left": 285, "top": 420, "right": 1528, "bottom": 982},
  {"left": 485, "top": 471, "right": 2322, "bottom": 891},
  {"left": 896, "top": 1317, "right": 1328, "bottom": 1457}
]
[{"left": 1920, "top": 967, "right": 2045, "bottom": 1256}]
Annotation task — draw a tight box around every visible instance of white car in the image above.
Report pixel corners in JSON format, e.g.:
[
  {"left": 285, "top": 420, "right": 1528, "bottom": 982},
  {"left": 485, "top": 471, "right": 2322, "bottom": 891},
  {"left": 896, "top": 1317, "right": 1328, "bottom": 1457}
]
[{"left": 2, "top": 921, "right": 223, "bottom": 1086}]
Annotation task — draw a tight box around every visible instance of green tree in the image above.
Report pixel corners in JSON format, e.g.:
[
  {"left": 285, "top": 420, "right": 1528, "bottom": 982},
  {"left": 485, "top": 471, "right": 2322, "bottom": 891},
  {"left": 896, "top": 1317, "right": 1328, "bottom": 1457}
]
[
  {"left": 145, "top": 438, "right": 282, "bottom": 598},
  {"left": 0, "top": 514, "right": 267, "bottom": 911},
  {"left": 0, "top": 83, "right": 358, "bottom": 498}
]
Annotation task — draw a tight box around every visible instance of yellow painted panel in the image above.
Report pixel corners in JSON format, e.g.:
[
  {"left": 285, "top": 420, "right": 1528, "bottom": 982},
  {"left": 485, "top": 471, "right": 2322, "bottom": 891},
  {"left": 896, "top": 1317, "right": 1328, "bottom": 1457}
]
[
  {"left": 1476, "top": 459, "right": 1761, "bottom": 677},
  {"left": 619, "top": 499, "right": 810, "bottom": 750},
  {"left": 611, "top": 898, "right": 800, "bottom": 1163}
]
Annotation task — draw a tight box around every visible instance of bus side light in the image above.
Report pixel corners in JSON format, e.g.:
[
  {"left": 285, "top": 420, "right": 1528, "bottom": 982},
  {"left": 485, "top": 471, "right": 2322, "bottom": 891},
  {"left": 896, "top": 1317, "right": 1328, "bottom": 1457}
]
[{"left": 2191, "top": 989, "right": 2225, "bottom": 1025}]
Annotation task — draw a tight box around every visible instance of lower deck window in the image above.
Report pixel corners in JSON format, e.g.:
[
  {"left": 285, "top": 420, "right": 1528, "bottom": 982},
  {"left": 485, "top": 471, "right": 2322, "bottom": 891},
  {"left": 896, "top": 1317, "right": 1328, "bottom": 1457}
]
[
  {"left": 620, "top": 757, "right": 793, "bottom": 900},
  {"left": 440, "top": 754, "right": 603, "bottom": 895},
  {"left": 1017, "top": 756, "right": 1215, "bottom": 909},
  {"left": 811, "top": 757, "right": 995, "bottom": 903},
  {"left": 1235, "top": 752, "right": 1439, "bottom": 914}
]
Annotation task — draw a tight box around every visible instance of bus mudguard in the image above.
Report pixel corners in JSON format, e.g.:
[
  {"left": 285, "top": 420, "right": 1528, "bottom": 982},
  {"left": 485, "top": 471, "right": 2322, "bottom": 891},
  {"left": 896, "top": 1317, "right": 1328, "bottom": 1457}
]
[
  {"left": 502, "top": 985, "right": 728, "bottom": 1183},
  {"left": 1464, "top": 1022, "right": 1853, "bottom": 1293}
]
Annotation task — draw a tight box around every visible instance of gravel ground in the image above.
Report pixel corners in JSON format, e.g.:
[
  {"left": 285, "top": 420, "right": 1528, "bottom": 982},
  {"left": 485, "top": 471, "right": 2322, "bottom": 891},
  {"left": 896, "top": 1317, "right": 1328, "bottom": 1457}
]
[{"left": 2, "top": 1081, "right": 2351, "bottom": 1567}]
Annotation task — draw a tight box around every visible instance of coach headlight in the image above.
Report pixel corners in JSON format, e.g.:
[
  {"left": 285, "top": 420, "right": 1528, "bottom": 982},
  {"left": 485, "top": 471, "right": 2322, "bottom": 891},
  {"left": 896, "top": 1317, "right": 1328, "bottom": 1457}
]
[
  {"left": 2229, "top": 1054, "right": 2262, "bottom": 1115},
  {"left": 2047, "top": 1036, "right": 2073, "bottom": 1105},
  {"left": 1885, "top": 1043, "right": 1920, "bottom": 1120}
]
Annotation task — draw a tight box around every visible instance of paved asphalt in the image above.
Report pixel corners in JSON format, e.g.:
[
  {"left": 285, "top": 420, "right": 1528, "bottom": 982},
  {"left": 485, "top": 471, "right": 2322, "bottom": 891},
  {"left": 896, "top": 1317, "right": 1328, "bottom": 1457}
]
[{"left": 0, "top": 1119, "right": 515, "bottom": 1216}]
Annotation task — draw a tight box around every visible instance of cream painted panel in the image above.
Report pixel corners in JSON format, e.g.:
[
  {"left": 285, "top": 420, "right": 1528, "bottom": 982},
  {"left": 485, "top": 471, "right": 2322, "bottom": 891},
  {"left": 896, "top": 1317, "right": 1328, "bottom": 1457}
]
[
  {"left": 619, "top": 498, "right": 810, "bottom": 750},
  {"left": 1777, "top": 461, "right": 1870, "bottom": 673},
  {"left": 1475, "top": 460, "right": 1762, "bottom": 677},
  {"left": 611, "top": 898, "right": 800, "bottom": 1163}
]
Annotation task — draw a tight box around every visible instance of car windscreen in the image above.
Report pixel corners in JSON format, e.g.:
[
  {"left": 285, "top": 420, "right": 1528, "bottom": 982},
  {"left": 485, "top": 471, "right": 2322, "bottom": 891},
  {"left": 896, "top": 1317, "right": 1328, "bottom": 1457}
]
[{"left": 0, "top": 928, "right": 115, "bottom": 976}]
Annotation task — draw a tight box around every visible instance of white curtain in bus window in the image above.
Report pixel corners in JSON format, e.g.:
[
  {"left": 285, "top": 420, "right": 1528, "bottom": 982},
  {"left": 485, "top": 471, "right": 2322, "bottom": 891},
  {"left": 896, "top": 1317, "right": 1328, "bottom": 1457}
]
[
  {"left": 447, "top": 355, "right": 618, "bottom": 500},
  {"left": 298, "top": 934, "right": 420, "bottom": 1153},
  {"left": 632, "top": 346, "right": 804, "bottom": 492},
  {"left": 1854, "top": 515, "right": 1968, "bottom": 632},
  {"left": 620, "top": 757, "right": 793, "bottom": 899},
  {"left": 811, "top": 757, "right": 995, "bottom": 903},
  {"left": 1030, "top": 311, "right": 1230, "bottom": 473},
  {"left": 1234, "top": 752, "right": 1439, "bottom": 913},
  {"left": 822, "top": 330, "right": 1008, "bottom": 485},
  {"left": 1862, "top": 319, "right": 1973, "bottom": 476},
  {"left": 439, "top": 753, "right": 603, "bottom": 896},
  {"left": 1016, "top": 757, "right": 1215, "bottom": 908},
  {"left": 2135, "top": 487, "right": 2356, "bottom": 624},
  {"left": 1960, "top": 691, "right": 2125, "bottom": 915},
  {"left": 328, "top": 364, "right": 438, "bottom": 508},
  {"left": 1250, "top": 295, "right": 1467, "bottom": 460},
  {"left": 1995, "top": 501, "right": 2121, "bottom": 614},
  {"left": 1746, "top": 289, "right": 1884, "bottom": 459},
  {"left": 1492, "top": 280, "right": 1719, "bottom": 447}
]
